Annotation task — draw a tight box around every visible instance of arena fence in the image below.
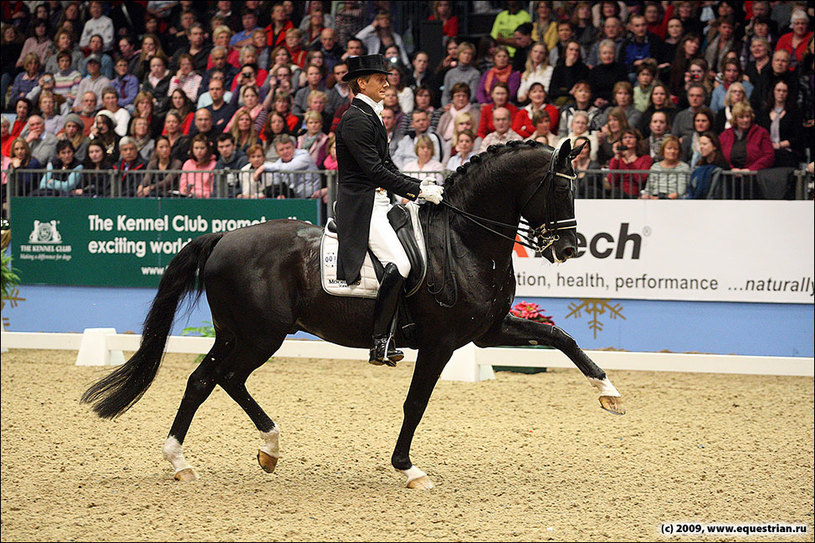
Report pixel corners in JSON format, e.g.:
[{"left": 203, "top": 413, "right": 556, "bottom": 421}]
[
  {"left": 2, "top": 167, "right": 811, "bottom": 223},
  {"left": 1, "top": 329, "right": 812, "bottom": 381}
]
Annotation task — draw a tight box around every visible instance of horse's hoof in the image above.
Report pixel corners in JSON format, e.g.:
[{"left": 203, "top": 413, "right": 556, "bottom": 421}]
[
  {"left": 406, "top": 475, "right": 435, "bottom": 490},
  {"left": 599, "top": 395, "right": 625, "bottom": 415},
  {"left": 173, "top": 468, "right": 197, "bottom": 482},
  {"left": 257, "top": 450, "right": 278, "bottom": 473}
]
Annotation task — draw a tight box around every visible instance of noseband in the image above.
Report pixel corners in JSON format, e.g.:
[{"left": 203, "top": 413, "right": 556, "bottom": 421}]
[{"left": 519, "top": 171, "right": 578, "bottom": 254}]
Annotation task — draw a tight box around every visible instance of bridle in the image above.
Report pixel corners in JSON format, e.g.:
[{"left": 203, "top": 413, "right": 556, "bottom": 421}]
[
  {"left": 438, "top": 170, "right": 577, "bottom": 256},
  {"left": 425, "top": 146, "right": 579, "bottom": 307}
]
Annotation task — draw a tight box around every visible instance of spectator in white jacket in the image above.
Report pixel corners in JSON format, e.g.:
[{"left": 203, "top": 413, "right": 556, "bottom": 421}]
[
  {"left": 355, "top": 10, "right": 410, "bottom": 67},
  {"left": 402, "top": 134, "right": 445, "bottom": 184},
  {"left": 254, "top": 134, "right": 320, "bottom": 198},
  {"left": 79, "top": 1, "right": 115, "bottom": 52}
]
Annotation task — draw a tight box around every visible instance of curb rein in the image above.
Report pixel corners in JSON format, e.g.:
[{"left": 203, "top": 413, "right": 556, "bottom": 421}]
[{"left": 424, "top": 170, "right": 578, "bottom": 307}]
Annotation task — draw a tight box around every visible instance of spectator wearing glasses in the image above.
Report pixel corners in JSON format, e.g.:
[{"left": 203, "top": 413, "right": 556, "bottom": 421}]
[{"left": 776, "top": 9, "right": 811, "bottom": 68}]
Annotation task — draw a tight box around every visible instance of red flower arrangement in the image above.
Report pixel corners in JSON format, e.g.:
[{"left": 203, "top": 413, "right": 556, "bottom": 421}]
[{"left": 510, "top": 301, "right": 555, "bottom": 325}]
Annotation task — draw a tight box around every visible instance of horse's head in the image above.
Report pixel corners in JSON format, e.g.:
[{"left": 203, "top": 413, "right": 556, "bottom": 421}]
[{"left": 520, "top": 138, "right": 580, "bottom": 264}]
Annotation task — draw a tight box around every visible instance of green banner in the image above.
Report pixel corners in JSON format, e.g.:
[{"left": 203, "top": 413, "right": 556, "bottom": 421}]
[{"left": 10, "top": 197, "right": 321, "bottom": 287}]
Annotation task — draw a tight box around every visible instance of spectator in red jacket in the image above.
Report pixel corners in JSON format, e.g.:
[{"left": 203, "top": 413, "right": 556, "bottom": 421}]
[
  {"left": 606, "top": 128, "right": 653, "bottom": 198},
  {"left": 512, "top": 82, "right": 558, "bottom": 138},
  {"left": 477, "top": 82, "right": 518, "bottom": 138},
  {"left": 775, "top": 9, "right": 812, "bottom": 68},
  {"left": 719, "top": 102, "right": 774, "bottom": 172}
]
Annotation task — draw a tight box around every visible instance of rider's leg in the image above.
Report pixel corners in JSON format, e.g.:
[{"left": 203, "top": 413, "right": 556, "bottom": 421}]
[{"left": 368, "top": 195, "right": 410, "bottom": 365}]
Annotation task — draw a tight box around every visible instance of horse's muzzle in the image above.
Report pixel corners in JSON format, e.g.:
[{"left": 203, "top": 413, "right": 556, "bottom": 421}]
[{"left": 544, "top": 233, "right": 578, "bottom": 264}]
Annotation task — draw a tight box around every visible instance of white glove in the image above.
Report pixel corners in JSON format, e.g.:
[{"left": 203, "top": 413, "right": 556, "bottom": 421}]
[{"left": 419, "top": 182, "right": 444, "bottom": 205}]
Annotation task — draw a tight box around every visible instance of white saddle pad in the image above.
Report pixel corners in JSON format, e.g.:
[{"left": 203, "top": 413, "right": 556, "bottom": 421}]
[{"left": 321, "top": 202, "right": 426, "bottom": 299}]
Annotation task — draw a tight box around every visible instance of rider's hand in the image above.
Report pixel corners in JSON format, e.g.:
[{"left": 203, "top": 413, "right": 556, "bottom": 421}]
[{"left": 419, "top": 181, "right": 443, "bottom": 205}]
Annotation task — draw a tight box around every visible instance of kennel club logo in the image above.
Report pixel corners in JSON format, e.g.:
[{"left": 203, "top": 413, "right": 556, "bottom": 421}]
[
  {"left": 19, "top": 220, "right": 72, "bottom": 261},
  {"left": 28, "top": 220, "right": 62, "bottom": 244}
]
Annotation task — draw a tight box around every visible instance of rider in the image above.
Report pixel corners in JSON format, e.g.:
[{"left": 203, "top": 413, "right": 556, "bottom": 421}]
[{"left": 335, "top": 54, "right": 444, "bottom": 366}]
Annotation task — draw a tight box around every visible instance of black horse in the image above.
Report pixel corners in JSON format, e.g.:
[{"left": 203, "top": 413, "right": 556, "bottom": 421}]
[{"left": 82, "top": 139, "right": 624, "bottom": 489}]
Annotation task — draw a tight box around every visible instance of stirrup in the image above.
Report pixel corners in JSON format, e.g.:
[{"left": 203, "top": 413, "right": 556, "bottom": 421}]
[{"left": 369, "top": 335, "right": 401, "bottom": 367}]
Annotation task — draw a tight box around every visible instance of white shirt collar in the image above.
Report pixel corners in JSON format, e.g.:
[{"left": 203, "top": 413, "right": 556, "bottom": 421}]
[{"left": 356, "top": 93, "right": 384, "bottom": 125}]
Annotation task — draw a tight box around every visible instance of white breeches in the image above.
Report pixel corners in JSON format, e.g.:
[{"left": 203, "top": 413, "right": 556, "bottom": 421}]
[{"left": 368, "top": 191, "right": 411, "bottom": 279}]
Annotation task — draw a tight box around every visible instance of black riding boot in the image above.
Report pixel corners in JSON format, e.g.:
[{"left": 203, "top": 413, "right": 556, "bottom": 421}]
[{"left": 369, "top": 262, "right": 405, "bottom": 366}]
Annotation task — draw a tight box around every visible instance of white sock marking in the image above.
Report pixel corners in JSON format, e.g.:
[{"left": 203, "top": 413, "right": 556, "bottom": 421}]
[
  {"left": 162, "top": 436, "right": 192, "bottom": 473},
  {"left": 259, "top": 426, "right": 280, "bottom": 458},
  {"left": 588, "top": 377, "right": 621, "bottom": 397},
  {"left": 400, "top": 466, "right": 429, "bottom": 485}
]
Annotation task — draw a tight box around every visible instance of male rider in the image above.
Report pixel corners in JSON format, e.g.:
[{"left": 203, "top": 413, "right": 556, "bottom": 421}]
[{"left": 335, "top": 54, "right": 444, "bottom": 366}]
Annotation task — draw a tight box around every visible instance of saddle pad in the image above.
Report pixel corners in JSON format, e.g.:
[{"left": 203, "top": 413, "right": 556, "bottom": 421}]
[{"left": 321, "top": 202, "right": 426, "bottom": 299}]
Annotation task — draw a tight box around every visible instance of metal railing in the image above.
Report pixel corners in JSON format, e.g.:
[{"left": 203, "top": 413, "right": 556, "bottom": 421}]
[{"left": 2, "top": 166, "right": 812, "bottom": 223}]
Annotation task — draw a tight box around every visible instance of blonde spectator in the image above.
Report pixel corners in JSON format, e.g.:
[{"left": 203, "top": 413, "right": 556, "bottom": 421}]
[
  {"left": 517, "top": 43, "right": 553, "bottom": 102},
  {"left": 297, "top": 110, "right": 329, "bottom": 168},
  {"left": 451, "top": 111, "right": 483, "bottom": 152},
  {"left": 229, "top": 110, "right": 262, "bottom": 155},
  {"left": 402, "top": 134, "right": 445, "bottom": 184},
  {"left": 714, "top": 82, "right": 750, "bottom": 132},
  {"left": 641, "top": 136, "right": 690, "bottom": 199},
  {"left": 211, "top": 26, "right": 240, "bottom": 69}
]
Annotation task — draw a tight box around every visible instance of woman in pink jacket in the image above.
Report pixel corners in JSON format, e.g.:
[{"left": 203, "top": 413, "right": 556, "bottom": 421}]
[{"left": 179, "top": 134, "right": 218, "bottom": 198}]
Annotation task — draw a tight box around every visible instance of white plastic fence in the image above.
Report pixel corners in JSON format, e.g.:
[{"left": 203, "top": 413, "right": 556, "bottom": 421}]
[{"left": 1, "top": 328, "right": 812, "bottom": 380}]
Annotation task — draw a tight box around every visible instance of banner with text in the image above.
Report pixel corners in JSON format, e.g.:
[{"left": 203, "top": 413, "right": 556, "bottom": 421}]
[
  {"left": 513, "top": 200, "right": 813, "bottom": 304},
  {"left": 11, "top": 197, "right": 320, "bottom": 287}
]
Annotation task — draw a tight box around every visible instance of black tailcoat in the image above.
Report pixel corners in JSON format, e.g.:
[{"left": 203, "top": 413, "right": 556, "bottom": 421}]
[{"left": 335, "top": 98, "right": 422, "bottom": 283}]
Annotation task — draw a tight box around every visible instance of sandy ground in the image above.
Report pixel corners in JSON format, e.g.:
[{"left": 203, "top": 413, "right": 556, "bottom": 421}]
[{"left": 1, "top": 349, "right": 813, "bottom": 542}]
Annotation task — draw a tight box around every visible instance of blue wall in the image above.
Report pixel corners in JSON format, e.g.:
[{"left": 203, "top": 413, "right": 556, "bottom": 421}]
[{"left": 3, "top": 286, "right": 812, "bottom": 357}]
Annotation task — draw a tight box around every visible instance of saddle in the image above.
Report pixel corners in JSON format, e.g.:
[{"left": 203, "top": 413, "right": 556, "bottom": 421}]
[{"left": 321, "top": 202, "right": 426, "bottom": 299}]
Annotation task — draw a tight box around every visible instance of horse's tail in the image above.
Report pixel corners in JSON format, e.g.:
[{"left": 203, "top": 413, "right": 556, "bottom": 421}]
[{"left": 81, "top": 232, "right": 225, "bottom": 419}]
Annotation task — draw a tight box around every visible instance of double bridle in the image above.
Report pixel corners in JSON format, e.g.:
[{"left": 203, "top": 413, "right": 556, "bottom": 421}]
[{"left": 438, "top": 170, "right": 578, "bottom": 255}]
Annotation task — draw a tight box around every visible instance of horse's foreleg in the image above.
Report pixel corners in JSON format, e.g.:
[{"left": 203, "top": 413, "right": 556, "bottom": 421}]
[
  {"left": 392, "top": 346, "right": 454, "bottom": 490},
  {"left": 163, "top": 348, "right": 223, "bottom": 481},
  {"left": 475, "top": 315, "right": 624, "bottom": 415}
]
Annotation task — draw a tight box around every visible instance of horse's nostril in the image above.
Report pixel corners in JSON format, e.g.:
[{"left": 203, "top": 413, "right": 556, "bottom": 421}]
[{"left": 563, "top": 247, "right": 574, "bottom": 258}]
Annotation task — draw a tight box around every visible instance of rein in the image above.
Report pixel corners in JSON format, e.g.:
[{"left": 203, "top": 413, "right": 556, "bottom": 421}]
[
  {"left": 424, "top": 170, "right": 578, "bottom": 307},
  {"left": 440, "top": 171, "right": 577, "bottom": 255}
]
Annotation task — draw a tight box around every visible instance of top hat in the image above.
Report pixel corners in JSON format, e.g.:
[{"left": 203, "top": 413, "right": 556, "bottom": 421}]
[{"left": 342, "top": 54, "right": 391, "bottom": 82}]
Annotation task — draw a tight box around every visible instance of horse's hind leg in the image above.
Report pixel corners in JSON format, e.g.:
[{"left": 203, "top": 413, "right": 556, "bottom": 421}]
[
  {"left": 163, "top": 338, "right": 229, "bottom": 481},
  {"left": 213, "top": 337, "right": 285, "bottom": 474},
  {"left": 475, "top": 315, "right": 625, "bottom": 414}
]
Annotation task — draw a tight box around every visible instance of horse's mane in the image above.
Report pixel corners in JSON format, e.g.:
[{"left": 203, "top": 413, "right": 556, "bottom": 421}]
[{"left": 443, "top": 139, "right": 553, "bottom": 195}]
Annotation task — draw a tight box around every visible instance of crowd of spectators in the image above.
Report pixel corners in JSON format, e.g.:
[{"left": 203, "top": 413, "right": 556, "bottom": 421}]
[{"left": 1, "top": 0, "right": 813, "bottom": 205}]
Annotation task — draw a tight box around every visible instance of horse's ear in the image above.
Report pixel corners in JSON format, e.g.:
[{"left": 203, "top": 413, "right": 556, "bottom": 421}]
[
  {"left": 569, "top": 141, "right": 586, "bottom": 160},
  {"left": 549, "top": 138, "right": 572, "bottom": 173}
]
